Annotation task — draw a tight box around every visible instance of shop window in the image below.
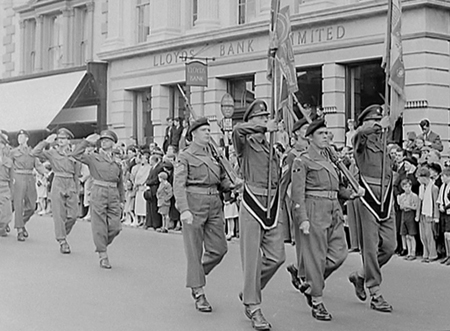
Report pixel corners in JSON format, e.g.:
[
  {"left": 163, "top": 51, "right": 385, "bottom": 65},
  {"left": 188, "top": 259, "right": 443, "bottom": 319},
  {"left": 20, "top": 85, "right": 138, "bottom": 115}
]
[
  {"left": 227, "top": 76, "right": 255, "bottom": 121},
  {"left": 136, "top": 0, "right": 150, "bottom": 43},
  {"left": 74, "top": 6, "right": 89, "bottom": 65},
  {"left": 46, "top": 14, "right": 63, "bottom": 70},
  {"left": 293, "top": 67, "right": 323, "bottom": 118},
  {"left": 133, "top": 89, "right": 153, "bottom": 145},
  {"left": 238, "top": 0, "right": 256, "bottom": 25},
  {"left": 192, "top": 0, "right": 199, "bottom": 27},
  {"left": 345, "top": 60, "right": 385, "bottom": 123}
]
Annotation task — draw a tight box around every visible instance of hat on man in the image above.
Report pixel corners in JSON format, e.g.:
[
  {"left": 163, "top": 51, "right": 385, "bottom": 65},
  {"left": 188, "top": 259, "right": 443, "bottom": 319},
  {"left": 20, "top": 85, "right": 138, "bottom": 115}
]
[
  {"left": 404, "top": 156, "right": 418, "bottom": 167},
  {"left": 57, "top": 128, "right": 74, "bottom": 139},
  {"left": 99, "top": 130, "right": 118, "bottom": 143},
  {"left": 305, "top": 118, "right": 326, "bottom": 137},
  {"left": 358, "top": 104, "right": 383, "bottom": 126},
  {"left": 243, "top": 100, "right": 270, "bottom": 122},
  {"left": 188, "top": 117, "right": 210, "bottom": 136},
  {"left": 292, "top": 118, "right": 309, "bottom": 134},
  {"left": 17, "top": 129, "right": 30, "bottom": 138},
  {"left": 428, "top": 162, "right": 442, "bottom": 175}
]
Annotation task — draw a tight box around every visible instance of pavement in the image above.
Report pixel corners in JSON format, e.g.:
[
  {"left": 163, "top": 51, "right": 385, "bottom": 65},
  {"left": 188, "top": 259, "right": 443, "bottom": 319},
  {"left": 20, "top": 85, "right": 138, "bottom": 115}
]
[{"left": 1, "top": 215, "right": 450, "bottom": 331}]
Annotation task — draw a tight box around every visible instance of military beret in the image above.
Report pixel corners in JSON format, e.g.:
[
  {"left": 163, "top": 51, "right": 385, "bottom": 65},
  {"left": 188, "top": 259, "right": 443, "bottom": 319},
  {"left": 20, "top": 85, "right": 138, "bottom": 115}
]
[
  {"left": 404, "top": 156, "right": 418, "bottom": 167},
  {"left": 17, "top": 129, "right": 30, "bottom": 138},
  {"left": 305, "top": 118, "right": 327, "bottom": 137},
  {"left": 99, "top": 130, "right": 118, "bottom": 143},
  {"left": 358, "top": 104, "right": 383, "bottom": 126},
  {"left": 188, "top": 117, "right": 210, "bottom": 136},
  {"left": 152, "top": 148, "right": 164, "bottom": 157},
  {"left": 292, "top": 118, "right": 309, "bottom": 133},
  {"left": 57, "top": 128, "right": 74, "bottom": 139},
  {"left": 140, "top": 148, "right": 151, "bottom": 155},
  {"left": 243, "top": 100, "right": 270, "bottom": 122},
  {"left": 428, "top": 162, "right": 442, "bottom": 174}
]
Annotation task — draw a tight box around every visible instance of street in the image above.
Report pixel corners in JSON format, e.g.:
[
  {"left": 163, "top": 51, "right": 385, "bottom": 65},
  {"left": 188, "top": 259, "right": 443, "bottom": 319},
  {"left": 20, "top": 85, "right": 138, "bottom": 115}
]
[{"left": 1, "top": 215, "right": 449, "bottom": 331}]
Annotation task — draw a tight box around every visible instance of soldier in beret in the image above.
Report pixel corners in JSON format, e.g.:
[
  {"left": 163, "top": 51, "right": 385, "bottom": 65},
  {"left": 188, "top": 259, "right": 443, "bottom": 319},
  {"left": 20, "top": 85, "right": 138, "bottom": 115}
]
[
  {"left": 232, "top": 100, "right": 284, "bottom": 331},
  {"left": 71, "top": 130, "right": 124, "bottom": 269},
  {"left": 32, "top": 128, "right": 81, "bottom": 253},
  {"left": 281, "top": 118, "right": 310, "bottom": 291},
  {"left": 11, "top": 129, "right": 45, "bottom": 241},
  {"left": 348, "top": 104, "right": 396, "bottom": 313},
  {"left": 291, "top": 118, "right": 364, "bottom": 321},
  {"left": 173, "top": 117, "right": 232, "bottom": 313},
  {"left": 0, "top": 134, "right": 13, "bottom": 237}
]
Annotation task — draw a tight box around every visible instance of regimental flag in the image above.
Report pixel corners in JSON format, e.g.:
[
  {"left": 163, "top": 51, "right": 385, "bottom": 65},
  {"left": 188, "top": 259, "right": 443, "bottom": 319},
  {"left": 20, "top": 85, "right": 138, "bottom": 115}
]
[{"left": 383, "top": 0, "right": 406, "bottom": 125}]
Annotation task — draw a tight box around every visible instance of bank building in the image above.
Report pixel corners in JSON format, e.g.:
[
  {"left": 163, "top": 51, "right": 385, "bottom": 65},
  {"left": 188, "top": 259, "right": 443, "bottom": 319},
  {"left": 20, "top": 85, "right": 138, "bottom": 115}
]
[{"left": 1, "top": 0, "right": 449, "bottom": 152}]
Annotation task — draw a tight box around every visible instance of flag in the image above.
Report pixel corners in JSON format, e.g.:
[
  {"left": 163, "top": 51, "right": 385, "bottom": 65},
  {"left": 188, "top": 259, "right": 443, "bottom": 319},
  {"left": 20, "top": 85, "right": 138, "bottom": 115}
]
[
  {"left": 267, "top": 0, "right": 280, "bottom": 81},
  {"left": 383, "top": 0, "right": 406, "bottom": 124}
]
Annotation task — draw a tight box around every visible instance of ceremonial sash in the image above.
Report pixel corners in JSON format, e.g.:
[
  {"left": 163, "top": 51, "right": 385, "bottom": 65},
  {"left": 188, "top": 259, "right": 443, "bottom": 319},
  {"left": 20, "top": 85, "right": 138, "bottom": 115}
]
[
  {"left": 359, "top": 176, "right": 393, "bottom": 222},
  {"left": 242, "top": 184, "right": 280, "bottom": 230}
]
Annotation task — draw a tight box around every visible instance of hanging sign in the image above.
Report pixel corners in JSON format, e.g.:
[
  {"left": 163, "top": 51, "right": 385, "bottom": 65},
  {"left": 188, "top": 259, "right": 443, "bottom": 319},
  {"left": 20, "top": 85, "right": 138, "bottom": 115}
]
[{"left": 185, "top": 61, "right": 208, "bottom": 86}]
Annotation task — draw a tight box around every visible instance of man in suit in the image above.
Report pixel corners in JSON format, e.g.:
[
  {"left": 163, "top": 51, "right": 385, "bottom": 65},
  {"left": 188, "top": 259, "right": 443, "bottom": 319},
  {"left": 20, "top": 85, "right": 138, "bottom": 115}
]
[
  {"left": 145, "top": 153, "right": 164, "bottom": 230},
  {"left": 393, "top": 148, "right": 408, "bottom": 255},
  {"left": 163, "top": 117, "right": 173, "bottom": 153},
  {"left": 418, "top": 119, "right": 443, "bottom": 152},
  {"left": 170, "top": 117, "right": 183, "bottom": 149}
]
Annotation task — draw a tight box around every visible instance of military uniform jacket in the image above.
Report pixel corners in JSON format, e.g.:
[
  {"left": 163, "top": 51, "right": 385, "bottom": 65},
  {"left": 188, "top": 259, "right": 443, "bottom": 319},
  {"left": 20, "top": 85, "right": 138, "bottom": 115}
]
[
  {"left": 10, "top": 145, "right": 42, "bottom": 173},
  {"left": 232, "top": 122, "right": 279, "bottom": 191},
  {"left": 0, "top": 151, "right": 13, "bottom": 189},
  {"left": 280, "top": 143, "right": 308, "bottom": 202},
  {"left": 71, "top": 140, "right": 124, "bottom": 202},
  {"left": 291, "top": 145, "right": 351, "bottom": 224},
  {"left": 174, "top": 141, "right": 231, "bottom": 214}
]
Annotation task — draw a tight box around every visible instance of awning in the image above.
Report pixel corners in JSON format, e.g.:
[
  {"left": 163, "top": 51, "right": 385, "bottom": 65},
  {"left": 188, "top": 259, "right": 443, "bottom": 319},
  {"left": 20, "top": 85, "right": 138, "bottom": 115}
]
[
  {"left": 0, "top": 71, "right": 87, "bottom": 132},
  {"left": 50, "top": 106, "right": 97, "bottom": 125}
]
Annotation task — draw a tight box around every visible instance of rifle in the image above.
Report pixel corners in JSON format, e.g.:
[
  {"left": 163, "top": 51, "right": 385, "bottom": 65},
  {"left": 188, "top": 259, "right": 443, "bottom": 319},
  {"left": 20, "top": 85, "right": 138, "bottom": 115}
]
[{"left": 176, "top": 84, "right": 239, "bottom": 185}]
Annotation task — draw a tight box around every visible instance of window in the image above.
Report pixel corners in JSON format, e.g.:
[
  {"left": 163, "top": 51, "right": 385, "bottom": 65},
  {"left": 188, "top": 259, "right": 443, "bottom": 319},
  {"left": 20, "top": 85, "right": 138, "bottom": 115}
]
[
  {"left": 24, "top": 19, "right": 36, "bottom": 73},
  {"left": 137, "top": 0, "right": 150, "bottom": 43},
  {"left": 192, "top": 0, "right": 198, "bottom": 26},
  {"left": 345, "top": 60, "right": 385, "bottom": 122},
  {"left": 133, "top": 89, "right": 153, "bottom": 144},
  {"left": 294, "top": 67, "right": 323, "bottom": 118},
  {"left": 238, "top": 0, "right": 256, "bottom": 25},
  {"left": 46, "top": 14, "right": 63, "bottom": 70},
  {"left": 74, "top": 6, "right": 89, "bottom": 65},
  {"left": 227, "top": 76, "right": 255, "bottom": 121},
  {"left": 169, "top": 85, "right": 188, "bottom": 120}
]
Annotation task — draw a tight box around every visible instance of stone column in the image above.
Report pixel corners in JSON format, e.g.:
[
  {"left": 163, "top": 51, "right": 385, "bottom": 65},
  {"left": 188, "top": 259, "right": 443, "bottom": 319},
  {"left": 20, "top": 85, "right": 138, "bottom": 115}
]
[
  {"left": 195, "top": 0, "right": 220, "bottom": 30},
  {"left": 34, "top": 15, "right": 43, "bottom": 72},
  {"left": 151, "top": 85, "right": 171, "bottom": 146},
  {"left": 190, "top": 86, "right": 205, "bottom": 117},
  {"left": 19, "top": 19, "right": 25, "bottom": 75},
  {"left": 101, "top": 0, "right": 124, "bottom": 51},
  {"left": 85, "top": 2, "right": 95, "bottom": 62},
  {"left": 322, "top": 63, "right": 346, "bottom": 145},
  {"left": 62, "top": 7, "right": 74, "bottom": 67},
  {"left": 204, "top": 78, "right": 227, "bottom": 140},
  {"left": 254, "top": 70, "right": 271, "bottom": 104},
  {"left": 149, "top": 0, "right": 181, "bottom": 41}
]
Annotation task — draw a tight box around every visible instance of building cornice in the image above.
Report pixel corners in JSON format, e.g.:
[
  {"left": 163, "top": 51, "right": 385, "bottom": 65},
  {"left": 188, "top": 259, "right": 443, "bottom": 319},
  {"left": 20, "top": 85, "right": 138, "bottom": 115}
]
[{"left": 98, "top": 0, "right": 450, "bottom": 62}]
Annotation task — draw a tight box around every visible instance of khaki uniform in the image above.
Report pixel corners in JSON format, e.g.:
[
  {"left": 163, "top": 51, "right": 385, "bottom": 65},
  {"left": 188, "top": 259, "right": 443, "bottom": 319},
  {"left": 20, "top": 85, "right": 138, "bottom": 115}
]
[
  {"left": 174, "top": 141, "right": 231, "bottom": 289},
  {"left": 72, "top": 141, "right": 124, "bottom": 253},
  {"left": 0, "top": 148, "right": 13, "bottom": 235},
  {"left": 10, "top": 146, "right": 40, "bottom": 229},
  {"left": 291, "top": 145, "right": 351, "bottom": 297},
  {"left": 353, "top": 125, "right": 395, "bottom": 290},
  {"left": 232, "top": 122, "right": 285, "bottom": 306},
  {"left": 32, "top": 142, "right": 80, "bottom": 241}
]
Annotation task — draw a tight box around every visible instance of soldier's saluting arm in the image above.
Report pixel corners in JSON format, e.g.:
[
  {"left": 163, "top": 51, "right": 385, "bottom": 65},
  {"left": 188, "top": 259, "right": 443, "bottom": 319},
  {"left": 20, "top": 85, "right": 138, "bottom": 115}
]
[
  {"left": 173, "top": 154, "right": 190, "bottom": 214},
  {"left": 232, "top": 122, "right": 266, "bottom": 158}
]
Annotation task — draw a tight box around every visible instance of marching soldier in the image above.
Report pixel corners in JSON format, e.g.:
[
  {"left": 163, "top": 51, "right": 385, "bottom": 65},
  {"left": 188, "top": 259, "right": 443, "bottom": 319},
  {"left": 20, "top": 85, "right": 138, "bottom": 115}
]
[
  {"left": 348, "top": 105, "right": 396, "bottom": 312},
  {"left": 232, "top": 100, "right": 285, "bottom": 331},
  {"left": 71, "top": 130, "right": 124, "bottom": 269},
  {"left": 32, "top": 128, "right": 80, "bottom": 254},
  {"left": 0, "top": 134, "right": 13, "bottom": 237},
  {"left": 291, "top": 118, "right": 364, "bottom": 321},
  {"left": 11, "top": 129, "right": 44, "bottom": 241},
  {"left": 282, "top": 118, "right": 309, "bottom": 291},
  {"left": 173, "top": 117, "right": 232, "bottom": 313}
]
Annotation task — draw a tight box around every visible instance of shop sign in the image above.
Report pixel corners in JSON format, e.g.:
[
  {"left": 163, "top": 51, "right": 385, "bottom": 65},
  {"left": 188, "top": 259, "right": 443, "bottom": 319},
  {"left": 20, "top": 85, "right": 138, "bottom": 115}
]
[
  {"left": 220, "top": 93, "right": 235, "bottom": 118},
  {"left": 185, "top": 61, "right": 208, "bottom": 86}
]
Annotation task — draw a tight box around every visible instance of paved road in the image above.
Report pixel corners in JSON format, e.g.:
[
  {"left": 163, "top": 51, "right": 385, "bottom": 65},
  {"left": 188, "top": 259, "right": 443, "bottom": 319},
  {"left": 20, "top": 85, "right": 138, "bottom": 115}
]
[{"left": 1, "top": 216, "right": 449, "bottom": 331}]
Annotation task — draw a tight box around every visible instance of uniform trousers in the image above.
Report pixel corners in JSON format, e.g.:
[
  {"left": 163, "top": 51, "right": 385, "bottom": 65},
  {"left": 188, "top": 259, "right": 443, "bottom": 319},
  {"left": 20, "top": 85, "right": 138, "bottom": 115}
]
[
  {"left": 347, "top": 200, "right": 361, "bottom": 250},
  {"left": 13, "top": 173, "right": 37, "bottom": 229},
  {"left": 240, "top": 197, "right": 285, "bottom": 306},
  {"left": 291, "top": 204, "right": 304, "bottom": 279},
  {"left": 51, "top": 178, "right": 78, "bottom": 241},
  {"left": 90, "top": 185, "right": 122, "bottom": 253},
  {"left": 300, "top": 197, "right": 348, "bottom": 297},
  {"left": 419, "top": 216, "right": 437, "bottom": 259},
  {"left": 182, "top": 192, "right": 227, "bottom": 288},
  {"left": 0, "top": 186, "right": 12, "bottom": 235},
  {"left": 355, "top": 196, "right": 396, "bottom": 289}
]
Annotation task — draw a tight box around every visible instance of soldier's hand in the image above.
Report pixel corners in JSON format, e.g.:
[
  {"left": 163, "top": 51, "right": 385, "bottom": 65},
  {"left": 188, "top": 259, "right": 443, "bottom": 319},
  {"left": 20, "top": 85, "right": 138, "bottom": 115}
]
[
  {"left": 350, "top": 186, "right": 365, "bottom": 199},
  {"left": 266, "top": 119, "right": 278, "bottom": 133},
  {"left": 181, "top": 210, "right": 193, "bottom": 224},
  {"left": 86, "top": 133, "right": 100, "bottom": 145},
  {"left": 45, "top": 133, "right": 57, "bottom": 144},
  {"left": 300, "top": 221, "right": 310, "bottom": 235}
]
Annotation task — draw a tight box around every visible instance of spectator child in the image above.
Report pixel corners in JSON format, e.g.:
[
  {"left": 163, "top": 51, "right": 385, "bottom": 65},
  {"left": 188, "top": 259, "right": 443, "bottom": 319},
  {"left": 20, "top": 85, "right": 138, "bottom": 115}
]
[
  {"left": 397, "top": 178, "right": 420, "bottom": 260},
  {"left": 416, "top": 167, "right": 439, "bottom": 263},
  {"left": 123, "top": 180, "right": 136, "bottom": 226},
  {"left": 156, "top": 171, "right": 172, "bottom": 233},
  {"left": 224, "top": 191, "right": 239, "bottom": 241}
]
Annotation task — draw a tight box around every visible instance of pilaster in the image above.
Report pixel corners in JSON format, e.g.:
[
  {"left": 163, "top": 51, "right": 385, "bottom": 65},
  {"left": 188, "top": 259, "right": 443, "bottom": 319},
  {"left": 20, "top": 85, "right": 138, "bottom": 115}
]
[
  {"left": 194, "top": 0, "right": 220, "bottom": 30},
  {"left": 34, "top": 15, "right": 43, "bottom": 72},
  {"left": 148, "top": 0, "right": 181, "bottom": 41},
  {"left": 85, "top": 2, "right": 95, "bottom": 62},
  {"left": 151, "top": 85, "right": 171, "bottom": 146},
  {"left": 101, "top": 0, "right": 124, "bottom": 51},
  {"left": 62, "top": 7, "right": 74, "bottom": 67}
]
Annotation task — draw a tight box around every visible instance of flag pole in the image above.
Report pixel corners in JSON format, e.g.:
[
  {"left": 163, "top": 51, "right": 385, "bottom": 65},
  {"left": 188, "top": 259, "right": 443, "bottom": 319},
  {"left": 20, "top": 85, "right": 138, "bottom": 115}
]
[
  {"left": 266, "top": 0, "right": 280, "bottom": 220},
  {"left": 381, "top": 0, "right": 393, "bottom": 213}
]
